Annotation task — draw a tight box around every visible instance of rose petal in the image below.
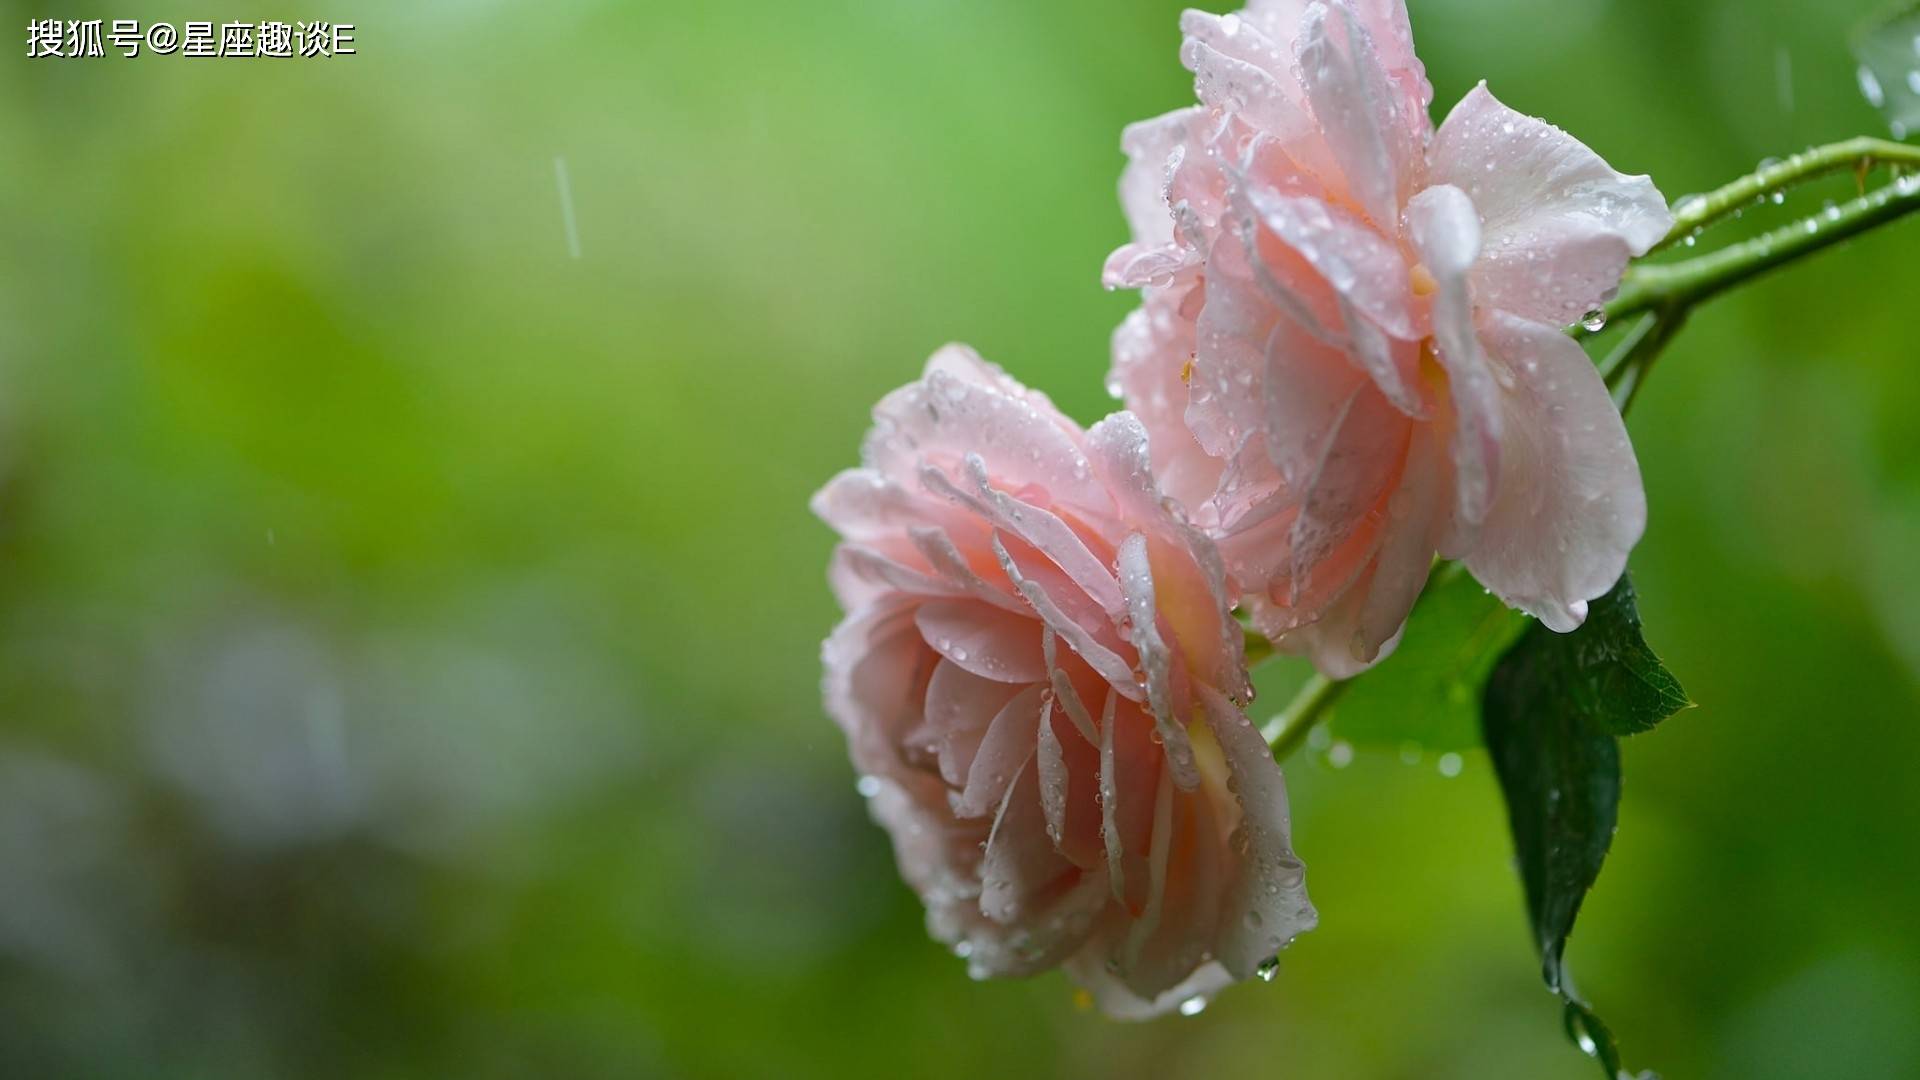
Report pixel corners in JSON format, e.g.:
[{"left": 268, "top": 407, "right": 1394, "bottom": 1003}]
[
  {"left": 865, "top": 349, "right": 1108, "bottom": 511},
  {"left": 810, "top": 468, "right": 924, "bottom": 541},
  {"left": 1429, "top": 83, "right": 1671, "bottom": 324},
  {"left": 957, "top": 685, "right": 1046, "bottom": 819},
  {"left": 1109, "top": 292, "right": 1223, "bottom": 514},
  {"left": 1198, "top": 686, "right": 1317, "bottom": 979},
  {"left": 1352, "top": 426, "right": 1446, "bottom": 653},
  {"left": 1116, "top": 107, "right": 1199, "bottom": 251},
  {"left": 1241, "top": 181, "right": 1419, "bottom": 342},
  {"left": 1295, "top": 0, "right": 1419, "bottom": 231},
  {"left": 914, "top": 600, "right": 1046, "bottom": 683},
  {"left": 1462, "top": 311, "right": 1646, "bottom": 632},
  {"left": 823, "top": 603, "right": 933, "bottom": 772},
  {"left": 1180, "top": 10, "right": 1329, "bottom": 178},
  {"left": 918, "top": 657, "right": 1023, "bottom": 788},
  {"left": 1116, "top": 533, "right": 1202, "bottom": 791},
  {"left": 1407, "top": 183, "right": 1502, "bottom": 530},
  {"left": 991, "top": 536, "right": 1142, "bottom": 697}
]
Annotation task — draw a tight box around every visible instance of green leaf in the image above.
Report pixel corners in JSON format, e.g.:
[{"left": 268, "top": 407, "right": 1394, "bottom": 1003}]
[
  {"left": 1559, "top": 573, "right": 1694, "bottom": 736},
  {"left": 1481, "top": 572, "right": 1689, "bottom": 1078},
  {"left": 1331, "top": 564, "right": 1526, "bottom": 751}
]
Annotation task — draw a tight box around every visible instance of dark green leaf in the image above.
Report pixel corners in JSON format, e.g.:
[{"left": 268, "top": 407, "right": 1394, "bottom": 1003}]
[
  {"left": 1559, "top": 574, "right": 1693, "bottom": 736},
  {"left": 1482, "top": 631, "right": 1622, "bottom": 991},
  {"left": 1481, "top": 572, "right": 1689, "bottom": 1078}
]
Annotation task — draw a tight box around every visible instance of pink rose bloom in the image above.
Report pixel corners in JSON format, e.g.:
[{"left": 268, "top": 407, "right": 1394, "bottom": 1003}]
[
  {"left": 815, "top": 346, "right": 1316, "bottom": 1017},
  {"left": 1105, "top": 0, "right": 1672, "bottom": 675}
]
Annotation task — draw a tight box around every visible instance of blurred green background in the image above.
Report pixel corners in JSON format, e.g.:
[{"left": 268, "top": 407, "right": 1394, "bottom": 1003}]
[{"left": 2, "top": 0, "right": 1917, "bottom": 1076}]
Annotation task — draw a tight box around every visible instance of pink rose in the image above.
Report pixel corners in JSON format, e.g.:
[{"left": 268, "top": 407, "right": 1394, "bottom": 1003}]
[
  {"left": 815, "top": 346, "right": 1316, "bottom": 1017},
  {"left": 1105, "top": 1, "right": 1671, "bottom": 675}
]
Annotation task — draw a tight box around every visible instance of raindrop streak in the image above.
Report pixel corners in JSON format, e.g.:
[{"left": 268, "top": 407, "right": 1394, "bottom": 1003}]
[{"left": 554, "top": 155, "right": 583, "bottom": 260}]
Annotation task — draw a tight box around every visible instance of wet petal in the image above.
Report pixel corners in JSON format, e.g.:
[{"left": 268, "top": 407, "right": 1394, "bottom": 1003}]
[
  {"left": 1430, "top": 83, "right": 1670, "bottom": 324},
  {"left": 1407, "top": 183, "right": 1502, "bottom": 530},
  {"left": 1116, "top": 533, "right": 1202, "bottom": 791},
  {"left": 1198, "top": 687, "right": 1317, "bottom": 979},
  {"left": 1295, "top": 0, "right": 1420, "bottom": 231},
  {"left": 957, "top": 685, "right": 1046, "bottom": 819},
  {"left": 1463, "top": 311, "right": 1646, "bottom": 631},
  {"left": 914, "top": 600, "right": 1046, "bottom": 683},
  {"left": 865, "top": 348, "right": 1108, "bottom": 511},
  {"left": 1241, "top": 181, "right": 1419, "bottom": 342}
]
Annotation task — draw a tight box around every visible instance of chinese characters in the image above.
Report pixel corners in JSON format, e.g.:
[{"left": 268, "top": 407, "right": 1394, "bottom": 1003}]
[{"left": 26, "top": 20, "right": 356, "bottom": 58}]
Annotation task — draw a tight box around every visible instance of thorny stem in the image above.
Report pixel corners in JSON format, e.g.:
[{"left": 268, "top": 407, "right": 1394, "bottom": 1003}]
[
  {"left": 1607, "top": 171, "right": 1920, "bottom": 322},
  {"left": 1647, "top": 137, "right": 1920, "bottom": 254},
  {"left": 1262, "top": 137, "right": 1920, "bottom": 761}
]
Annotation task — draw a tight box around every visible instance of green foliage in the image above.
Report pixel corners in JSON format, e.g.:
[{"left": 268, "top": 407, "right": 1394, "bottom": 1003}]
[
  {"left": 1333, "top": 565, "right": 1526, "bottom": 751},
  {"left": 1482, "top": 574, "right": 1690, "bottom": 1076}
]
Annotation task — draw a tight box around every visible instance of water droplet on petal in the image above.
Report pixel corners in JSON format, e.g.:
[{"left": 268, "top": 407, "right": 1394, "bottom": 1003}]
[
  {"left": 1579, "top": 309, "right": 1607, "bottom": 333},
  {"left": 855, "top": 775, "right": 882, "bottom": 798},
  {"left": 1178, "top": 994, "right": 1209, "bottom": 1017},
  {"left": 1256, "top": 956, "right": 1281, "bottom": 982}
]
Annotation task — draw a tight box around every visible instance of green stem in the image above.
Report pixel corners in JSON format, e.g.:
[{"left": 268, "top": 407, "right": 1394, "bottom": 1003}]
[
  {"left": 1607, "top": 308, "right": 1690, "bottom": 414},
  {"left": 1609, "top": 172, "right": 1920, "bottom": 322},
  {"left": 1650, "top": 137, "right": 1920, "bottom": 254},
  {"left": 1593, "top": 312, "right": 1658, "bottom": 384},
  {"left": 1263, "top": 673, "right": 1349, "bottom": 762}
]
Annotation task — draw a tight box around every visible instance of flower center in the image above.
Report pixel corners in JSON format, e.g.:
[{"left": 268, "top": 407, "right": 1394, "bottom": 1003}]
[{"left": 1409, "top": 262, "right": 1439, "bottom": 297}]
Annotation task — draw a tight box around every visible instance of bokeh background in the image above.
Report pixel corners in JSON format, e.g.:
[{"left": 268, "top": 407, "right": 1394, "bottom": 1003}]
[{"left": 3, "top": 0, "right": 1918, "bottom": 1076}]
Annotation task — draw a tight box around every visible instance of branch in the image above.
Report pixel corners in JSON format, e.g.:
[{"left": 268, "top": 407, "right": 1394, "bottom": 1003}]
[
  {"left": 1650, "top": 137, "right": 1920, "bottom": 254},
  {"left": 1609, "top": 171, "right": 1920, "bottom": 322},
  {"left": 1262, "top": 673, "right": 1349, "bottom": 762}
]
